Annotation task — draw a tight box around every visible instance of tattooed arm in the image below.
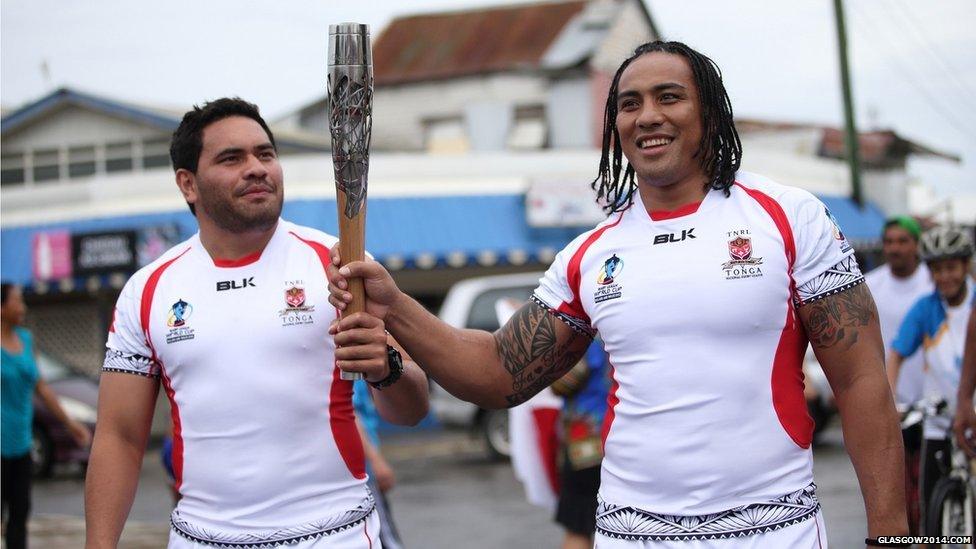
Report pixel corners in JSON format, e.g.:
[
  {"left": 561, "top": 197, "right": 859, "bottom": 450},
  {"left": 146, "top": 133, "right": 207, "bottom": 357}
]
[
  {"left": 798, "top": 281, "right": 908, "bottom": 537},
  {"left": 328, "top": 256, "right": 591, "bottom": 409}
]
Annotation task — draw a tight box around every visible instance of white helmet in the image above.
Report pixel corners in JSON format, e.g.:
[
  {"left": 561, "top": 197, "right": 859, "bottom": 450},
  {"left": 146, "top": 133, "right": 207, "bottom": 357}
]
[{"left": 920, "top": 226, "right": 974, "bottom": 262}]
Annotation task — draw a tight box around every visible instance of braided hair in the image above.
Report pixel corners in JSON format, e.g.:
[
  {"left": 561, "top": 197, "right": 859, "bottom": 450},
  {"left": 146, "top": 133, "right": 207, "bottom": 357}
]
[{"left": 592, "top": 41, "right": 742, "bottom": 213}]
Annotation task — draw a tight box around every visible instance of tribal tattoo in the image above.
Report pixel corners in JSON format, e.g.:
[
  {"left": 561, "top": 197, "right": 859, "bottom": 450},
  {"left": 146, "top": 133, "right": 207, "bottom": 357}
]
[
  {"left": 493, "top": 301, "right": 591, "bottom": 406},
  {"left": 801, "top": 280, "right": 875, "bottom": 351}
]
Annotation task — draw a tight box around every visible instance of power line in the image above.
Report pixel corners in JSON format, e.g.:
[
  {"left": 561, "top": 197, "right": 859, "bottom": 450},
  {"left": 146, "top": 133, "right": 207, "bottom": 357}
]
[
  {"left": 848, "top": 1, "right": 976, "bottom": 143},
  {"left": 887, "top": 0, "right": 976, "bottom": 102}
]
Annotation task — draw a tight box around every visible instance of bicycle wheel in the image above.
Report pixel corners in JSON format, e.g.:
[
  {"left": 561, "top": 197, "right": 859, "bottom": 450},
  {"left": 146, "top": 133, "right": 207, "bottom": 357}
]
[{"left": 925, "top": 478, "right": 975, "bottom": 542}]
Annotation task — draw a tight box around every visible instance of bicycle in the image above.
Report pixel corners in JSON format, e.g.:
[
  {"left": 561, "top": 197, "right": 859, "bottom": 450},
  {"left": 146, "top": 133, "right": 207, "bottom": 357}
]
[
  {"left": 900, "top": 400, "right": 926, "bottom": 534},
  {"left": 920, "top": 400, "right": 976, "bottom": 546}
]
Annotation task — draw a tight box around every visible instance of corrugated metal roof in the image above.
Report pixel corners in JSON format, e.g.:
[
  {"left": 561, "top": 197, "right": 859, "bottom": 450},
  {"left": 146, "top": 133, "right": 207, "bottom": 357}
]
[
  {"left": 737, "top": 118, "right": 960, "bottom": 166},
  {"left": 820, "top": 128, "right": 960, "bottom": 166},
  {"left": 0, "top": 87, "right": 328, "bottom": 152},
  {"left": 373, "top": 1, "right": 588, "bottom": 85}
]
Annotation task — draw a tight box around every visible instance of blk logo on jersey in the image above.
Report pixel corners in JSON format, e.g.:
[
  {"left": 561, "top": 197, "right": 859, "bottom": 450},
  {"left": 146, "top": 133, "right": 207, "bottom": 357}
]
[
  {"left": 216, "top": 277, "right": 255, "bottom": 292},
  {"left": 165, "top": 298, "right": 196, "bottom": 344},
  {"left": 653, "top": 228, "right": 696, "bottom": 245},
  {"left": 721, "top": 230, "right": 764, "bottom": 280},
  {"left": 279, "top": 281, "right": 315, "bottom": 326},
  {"left": 825, "top": 207, "right": 854, "bottom": 254},
  {"left": 594, "top": 255, "right": 624, "bottom": 303}
]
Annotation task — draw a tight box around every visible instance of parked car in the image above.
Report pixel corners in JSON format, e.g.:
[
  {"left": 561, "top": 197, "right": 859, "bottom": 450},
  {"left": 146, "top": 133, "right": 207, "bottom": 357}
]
[
  {"left": 32, "top": 351, "right": 98, "bottom": 477},
  {"left": 432, "top": 272, "right": 542, "bottom": 460}
]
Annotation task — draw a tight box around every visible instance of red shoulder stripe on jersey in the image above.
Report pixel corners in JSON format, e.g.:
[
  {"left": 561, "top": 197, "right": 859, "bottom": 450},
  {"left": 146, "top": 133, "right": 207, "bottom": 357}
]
[
  {"left": 159, "top": 364, "right": 185, "bottom": 491},
  {"left": 770, "top": 303, "right": 813, "bottom": 448},
  {"left": 212, "top": 249, "right": 262, "bottom": 268},
  {"left": 290, "top": 231, "right": 368, "bottom": 480},
  {"left": 560, "top": 213, "right": 624, "bottom": 321},
  {"left": 137, "top": 247, "right": 191, "bottom": 492},
  {"left": 329, "top": 364, "right": 367, "bottom": 479},
  {"left": 601, "top": 358, "right": 619, "bottom": 450},
  {"left": 736, "top": 182, "right": 813, "bottom": 448},
  {"left": 649, "top": 200, "right": 702, "bottom": 221},
  {"left": 139, "top": 247, "right": 192, "bottom": 342},
  {"left": 734, "top": 182, "right": 796, "bottom": 268}
]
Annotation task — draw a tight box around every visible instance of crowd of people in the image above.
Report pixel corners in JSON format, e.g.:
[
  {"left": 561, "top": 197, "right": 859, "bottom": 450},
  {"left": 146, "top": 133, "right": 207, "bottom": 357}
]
[{"left": 1, "top": 38, "right": 973, "bottom": 548}]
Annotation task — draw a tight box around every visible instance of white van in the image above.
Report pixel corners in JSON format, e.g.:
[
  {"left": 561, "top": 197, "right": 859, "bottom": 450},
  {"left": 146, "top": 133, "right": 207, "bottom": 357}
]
[{"left": 433, "top": 272, "right": 543, "bottom": 459}]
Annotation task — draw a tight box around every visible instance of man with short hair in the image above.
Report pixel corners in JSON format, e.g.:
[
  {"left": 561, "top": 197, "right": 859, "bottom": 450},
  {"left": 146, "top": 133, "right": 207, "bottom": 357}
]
[
  {"left": 887, "top": 225, "right": 974, "bottom": 532},
  {"left": 85, "top": 98, "right": 429, "bottom": 548},
  {"left": 865, "top": 216, "right": 932, "bottom": 533},
  {"left": 867, "top": 217, "right": 932, "bottom": 406},
  {"left": 329, "top": 41, "right": 908, "bottom": 546}
]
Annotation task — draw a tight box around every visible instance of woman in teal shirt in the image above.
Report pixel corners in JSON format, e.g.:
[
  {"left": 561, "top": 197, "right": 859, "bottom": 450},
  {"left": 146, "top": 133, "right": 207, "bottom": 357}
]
[{"left": 1, "top": 283, "right": 91, "bottom": 549}]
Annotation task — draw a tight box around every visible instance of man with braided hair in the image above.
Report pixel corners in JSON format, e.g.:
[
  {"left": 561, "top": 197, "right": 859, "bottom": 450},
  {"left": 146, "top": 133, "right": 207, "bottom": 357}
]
[{"left": 329, "top": 41, "right": 908, "bottom": 546}]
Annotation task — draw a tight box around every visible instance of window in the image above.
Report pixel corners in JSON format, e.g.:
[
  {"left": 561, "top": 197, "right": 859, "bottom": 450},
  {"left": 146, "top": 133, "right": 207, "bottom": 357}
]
[
  {"left": 424, "top": 117, "right": 469, "bottom": 154},
  {"left": 508, "top": 105, "right": 547, "bottom": 150},
  {"left": 33, "top": 149, "right": 60, "bottom": 182},
  {"left": 68, "top": 146, "right": 97, "bottom": 178},
  {"left": 1, "top": 152, "right": 25, "bottom": 185},
  {"left": 142, "top": 137, "right": 170, "bottom": 169},
  {"left": 105, "top": 141, "right": 133, "bottom": 172},
  {"left": 465, "top": 286, "right": 535, "bottom": 331}
]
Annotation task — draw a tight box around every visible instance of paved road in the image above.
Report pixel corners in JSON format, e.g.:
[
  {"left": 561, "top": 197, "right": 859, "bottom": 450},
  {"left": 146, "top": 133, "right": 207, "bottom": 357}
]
[{"left": 27, "top": 424, "right": 867, "bottom": 548}]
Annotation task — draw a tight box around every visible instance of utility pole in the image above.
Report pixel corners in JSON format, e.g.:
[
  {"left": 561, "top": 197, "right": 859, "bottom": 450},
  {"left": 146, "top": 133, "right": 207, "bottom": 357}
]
[{"left": 833, "top": 0, "right": 864, "bottom": 207}]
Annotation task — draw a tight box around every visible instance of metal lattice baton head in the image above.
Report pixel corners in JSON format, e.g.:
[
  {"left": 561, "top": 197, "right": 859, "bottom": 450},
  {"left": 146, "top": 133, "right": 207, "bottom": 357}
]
[{"left": 328, "top": 23, "right": 373, "bottom": 220}]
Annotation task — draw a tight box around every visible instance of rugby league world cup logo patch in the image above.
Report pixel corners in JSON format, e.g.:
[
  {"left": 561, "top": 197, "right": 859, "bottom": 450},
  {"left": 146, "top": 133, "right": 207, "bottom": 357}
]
[
  {"left": 721, "top": 229, "right": 764, "bottom": 280},
  {"left": 165, "top": 298, "right": 195, "bottom": 344},
  {"left": 825, "top": 206, "right": 854, "bottom": 254},
  {"left": 594, "top": 254, "right": 624, "bottom": 303},
  {"left": 279, "top": 280, "right": 315, "bottom": 326}
]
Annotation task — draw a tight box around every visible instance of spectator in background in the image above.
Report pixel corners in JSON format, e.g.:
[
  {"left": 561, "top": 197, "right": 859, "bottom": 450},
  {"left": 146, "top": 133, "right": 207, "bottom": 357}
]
[
  {"left": 2, "top": 282, "right": 92, "bottom": 549},
  {"left": 864, "top": 216, "right": 932, "bottom": 533},
  {"left": 887, "top": 225, "right": 974, "bottom": 534},
  {"left": 353, "top": 379, "right": 404, "bottom": 549},
  {"left": 866, "top": 216, "right": 932, "bottom": 406},
  {"left": 550, "top": 340, "right": 610, "bottom": 549}
]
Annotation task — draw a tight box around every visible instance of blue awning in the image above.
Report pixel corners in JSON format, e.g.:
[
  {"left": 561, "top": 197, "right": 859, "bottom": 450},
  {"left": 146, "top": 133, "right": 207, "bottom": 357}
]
[
  {"left": 818, "top": 195, "right": 886, "bottom": 246},
  {"left": 0, "top": 193, "right": 884, "bottom": 290}
]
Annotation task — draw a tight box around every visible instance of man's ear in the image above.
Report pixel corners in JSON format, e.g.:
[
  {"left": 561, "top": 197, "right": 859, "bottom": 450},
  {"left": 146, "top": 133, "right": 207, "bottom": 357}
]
[{"left": 175, "top": 169, "right": 198, "bottom": 208}]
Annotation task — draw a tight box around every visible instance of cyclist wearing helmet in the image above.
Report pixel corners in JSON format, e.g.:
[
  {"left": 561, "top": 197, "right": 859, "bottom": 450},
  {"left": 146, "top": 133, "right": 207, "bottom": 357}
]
[{"left": 887, "top": 225, "right": 974, "bottom": 531}]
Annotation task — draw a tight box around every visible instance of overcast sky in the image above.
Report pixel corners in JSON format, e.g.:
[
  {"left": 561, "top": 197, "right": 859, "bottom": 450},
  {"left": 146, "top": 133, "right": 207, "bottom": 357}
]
[{"left": 2, "top": 0, "right": 973, "bottom": 203}]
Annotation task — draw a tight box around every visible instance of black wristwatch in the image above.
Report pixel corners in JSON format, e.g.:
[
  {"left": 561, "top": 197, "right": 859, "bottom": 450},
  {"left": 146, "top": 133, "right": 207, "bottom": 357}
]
[{"left": 369, "top": 345, "right": 403, "bottom": 390}]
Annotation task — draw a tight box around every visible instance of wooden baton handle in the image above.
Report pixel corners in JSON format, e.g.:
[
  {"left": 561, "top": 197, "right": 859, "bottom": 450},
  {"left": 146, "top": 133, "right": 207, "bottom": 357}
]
[{"left": 336, "top": 191, "right": 366, "bottom": 381}]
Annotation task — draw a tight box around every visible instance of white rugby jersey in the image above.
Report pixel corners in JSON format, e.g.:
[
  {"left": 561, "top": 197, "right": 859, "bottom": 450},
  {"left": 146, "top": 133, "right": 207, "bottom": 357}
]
[
  {"left": 535, "top": 171, "right": 862, "bottom": 516},
  {"left": 104, "top": 219, "right": 372, "bottom": 546}
]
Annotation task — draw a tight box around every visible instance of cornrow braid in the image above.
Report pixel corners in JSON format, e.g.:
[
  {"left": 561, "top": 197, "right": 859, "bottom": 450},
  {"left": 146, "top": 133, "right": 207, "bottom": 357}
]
[{"left": 592, "top": 41, "right": 742, "bottom": 214}]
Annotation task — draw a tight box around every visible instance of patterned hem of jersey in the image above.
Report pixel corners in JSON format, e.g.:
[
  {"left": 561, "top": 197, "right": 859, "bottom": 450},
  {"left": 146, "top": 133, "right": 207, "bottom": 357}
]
[
  {"left": 170, "top": 495, "right": 375, "bottom": 548},
  {"left": 798, "top": 277, "right": 865, "bottom": 306},
  {"left": 101, "top": 367, "right": 159, "bottom": 378},
  {"left": 795, "top": 255, "right": 865, "bottom": 306},
  {"left": 530, "top": 294, "right": 596, "bottom": 338},
  {"left": 103, "top": 349, "right": 159, "bottom": 377},
  {"left": 595, "top": 482, "right": 820, "bottom": 541}
]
